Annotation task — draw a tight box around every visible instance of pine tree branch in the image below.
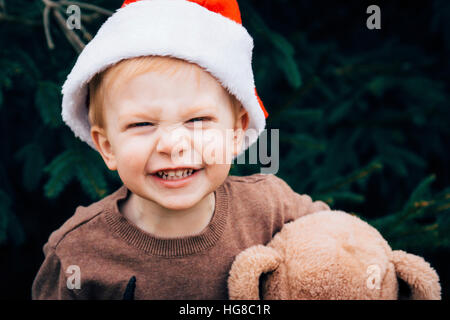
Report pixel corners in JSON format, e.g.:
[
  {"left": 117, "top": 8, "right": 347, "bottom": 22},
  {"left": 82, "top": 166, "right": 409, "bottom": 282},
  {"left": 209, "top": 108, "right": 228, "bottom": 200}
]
[
  {"left": 0, "top": 0, "right": 6, "bottom": 13},
  {"left": 271, "top": 76, "right": 321, "bottom": 120},
  {"left": 389, "top": 223, "right": 439, "bottom": 241},
  {"left": 437, "top": 202, "right": 450, "bottom": 212},
  {"left": 0, "top": 12, "right": 41, "bottom": 26},
  {"left": 80, "top": 11, "right": 101, "bottom": 24},
  {"left": 59, "top": 0, "right": 114, "bottom": 16},
  {"left": 317, "top": 161, "right": 383, "bottom": 194},
  {"left": 78, "top": 17, "right": 93, "bottom": 42},
  {"left": 43, "top": 5, "right": 54, "bottom": 49}
]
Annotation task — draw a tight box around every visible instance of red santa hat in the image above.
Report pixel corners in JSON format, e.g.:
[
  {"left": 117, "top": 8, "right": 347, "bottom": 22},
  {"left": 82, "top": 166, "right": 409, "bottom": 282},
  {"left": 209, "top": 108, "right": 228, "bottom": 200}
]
[{"left": 61, "top": 0, "right": 268, "bottom": 156}]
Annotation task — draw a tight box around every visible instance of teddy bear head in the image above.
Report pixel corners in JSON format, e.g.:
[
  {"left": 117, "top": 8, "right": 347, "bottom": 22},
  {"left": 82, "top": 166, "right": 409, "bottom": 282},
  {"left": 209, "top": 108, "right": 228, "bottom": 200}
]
[{"left": 228, "top": 211, "right": 441, "bottom": 300}]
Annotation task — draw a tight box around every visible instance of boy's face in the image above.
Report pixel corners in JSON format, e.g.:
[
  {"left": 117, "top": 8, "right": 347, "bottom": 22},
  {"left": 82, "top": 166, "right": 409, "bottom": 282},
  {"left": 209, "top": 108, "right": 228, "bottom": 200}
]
[{"left": 91, "top": 61, "right": 248, "bottom": 210}]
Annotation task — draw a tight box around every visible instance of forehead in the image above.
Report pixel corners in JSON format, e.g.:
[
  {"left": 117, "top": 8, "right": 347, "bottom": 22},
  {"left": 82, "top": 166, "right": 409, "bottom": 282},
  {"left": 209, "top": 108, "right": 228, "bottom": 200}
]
[{"left": 106, "top": 65, "right": 231, "bottom": 118}]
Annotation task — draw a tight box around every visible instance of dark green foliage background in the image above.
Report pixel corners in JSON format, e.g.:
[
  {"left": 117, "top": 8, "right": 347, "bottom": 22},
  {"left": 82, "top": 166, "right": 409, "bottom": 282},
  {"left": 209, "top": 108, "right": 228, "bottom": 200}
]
[{"left": 0, "top": 0, "right": 449, "bottom": 299}]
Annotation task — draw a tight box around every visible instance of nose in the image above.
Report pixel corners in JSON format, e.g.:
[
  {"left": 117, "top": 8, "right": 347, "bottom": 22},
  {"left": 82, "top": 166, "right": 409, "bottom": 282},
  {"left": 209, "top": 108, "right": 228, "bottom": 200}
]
[{"left": 155, "top": 125, "right": 190, "bottom": 157}]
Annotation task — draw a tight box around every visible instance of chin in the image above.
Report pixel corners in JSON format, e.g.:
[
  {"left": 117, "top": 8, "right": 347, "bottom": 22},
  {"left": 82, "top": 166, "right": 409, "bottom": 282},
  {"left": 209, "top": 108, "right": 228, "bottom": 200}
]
[
  {"left": 158, "top": 195, "right": 202, "bottom": 211},
  {"left": 160, "top": 202, "right": 197, "bottom": 211}
]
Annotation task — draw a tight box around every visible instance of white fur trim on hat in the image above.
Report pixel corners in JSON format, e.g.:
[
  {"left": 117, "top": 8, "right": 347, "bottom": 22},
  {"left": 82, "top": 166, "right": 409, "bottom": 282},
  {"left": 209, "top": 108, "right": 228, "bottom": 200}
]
[{"left": 61, "top": 0, "right": 266, "bottom": 157}]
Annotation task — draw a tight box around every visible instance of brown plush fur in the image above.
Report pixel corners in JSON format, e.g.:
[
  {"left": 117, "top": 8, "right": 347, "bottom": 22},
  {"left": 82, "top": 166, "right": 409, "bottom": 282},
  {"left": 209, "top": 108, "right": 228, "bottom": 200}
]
[{"left": 228, "top": 210, "right": 441, "bottom": 300}]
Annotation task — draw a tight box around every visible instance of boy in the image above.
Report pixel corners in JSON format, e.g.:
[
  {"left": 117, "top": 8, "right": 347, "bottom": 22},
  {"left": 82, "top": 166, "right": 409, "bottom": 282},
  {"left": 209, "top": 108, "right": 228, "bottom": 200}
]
[{"left": 32, "top": 0, "right": 330, "bottom": 299}]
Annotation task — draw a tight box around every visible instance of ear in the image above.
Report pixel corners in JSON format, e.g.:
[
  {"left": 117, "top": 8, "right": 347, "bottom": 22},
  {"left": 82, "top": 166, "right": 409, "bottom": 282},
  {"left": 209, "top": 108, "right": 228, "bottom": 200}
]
[
  {"left": 90, "top": 125, "right": 118, "bottom": 171},
  {"left": 228, "top": 244, "right": 281, "bottom": 300},
  {"left": 231, "top": 105, "right": 249, "bottom": 157},
  {"left": 391, "top": 250, "right": 441, "bottom": 300}
]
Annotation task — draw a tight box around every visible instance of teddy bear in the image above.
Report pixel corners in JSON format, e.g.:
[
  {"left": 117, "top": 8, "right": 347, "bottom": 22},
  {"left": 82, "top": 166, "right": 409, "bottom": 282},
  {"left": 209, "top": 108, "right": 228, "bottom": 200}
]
[{"left": 228, "top": 210, "right": 441, "bottom": 300}]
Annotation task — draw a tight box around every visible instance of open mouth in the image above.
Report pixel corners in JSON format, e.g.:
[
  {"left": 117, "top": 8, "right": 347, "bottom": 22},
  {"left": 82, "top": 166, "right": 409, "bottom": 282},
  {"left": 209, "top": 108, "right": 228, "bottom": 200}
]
[{"left": 152, "top": 168, "right": 203, "bottom": 181}]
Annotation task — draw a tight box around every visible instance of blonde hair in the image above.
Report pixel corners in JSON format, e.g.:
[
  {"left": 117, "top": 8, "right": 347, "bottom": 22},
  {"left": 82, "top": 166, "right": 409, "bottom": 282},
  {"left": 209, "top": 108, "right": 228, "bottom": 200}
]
[{"left": 87, "top": 55, "right": 242, "bottom": 129}]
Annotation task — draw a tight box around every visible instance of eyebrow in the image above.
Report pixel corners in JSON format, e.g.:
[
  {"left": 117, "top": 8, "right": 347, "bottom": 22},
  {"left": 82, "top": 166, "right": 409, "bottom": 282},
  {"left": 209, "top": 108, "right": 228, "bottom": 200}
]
[
  {"left": 182, "top": 105, "right": 218, "bottom": 116},
  {"left": 119, "top": 105, "right": 218, "bottom": 120}
]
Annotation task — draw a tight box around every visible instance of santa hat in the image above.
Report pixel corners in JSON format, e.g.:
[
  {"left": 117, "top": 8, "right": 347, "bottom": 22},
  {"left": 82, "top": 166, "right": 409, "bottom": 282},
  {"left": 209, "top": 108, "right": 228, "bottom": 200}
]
[{"left": 61, "top": 0, "right": 268, "bottom": 157}]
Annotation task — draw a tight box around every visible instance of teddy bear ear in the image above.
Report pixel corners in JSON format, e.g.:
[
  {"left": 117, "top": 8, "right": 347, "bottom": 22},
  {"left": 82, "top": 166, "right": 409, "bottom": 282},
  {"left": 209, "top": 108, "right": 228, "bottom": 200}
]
[
  {"left": 391, "top": 250, "right": 441, "bottom": 300},
  {"left": 228, "top": 244, "right": 281, "bottom": 300}
]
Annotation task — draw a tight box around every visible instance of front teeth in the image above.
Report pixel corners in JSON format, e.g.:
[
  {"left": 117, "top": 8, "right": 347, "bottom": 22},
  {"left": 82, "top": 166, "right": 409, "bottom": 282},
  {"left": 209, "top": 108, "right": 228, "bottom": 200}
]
[{"left": 157, "top": 169, "right": 195, "bottom": 180}]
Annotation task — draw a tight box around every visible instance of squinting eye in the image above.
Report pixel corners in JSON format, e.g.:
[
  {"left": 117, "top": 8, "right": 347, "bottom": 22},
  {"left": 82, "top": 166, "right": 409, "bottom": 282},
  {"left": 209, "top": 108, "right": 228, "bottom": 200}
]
[
  {"left": 188, "top": 117, "right": 210, "bottom": 123},
  {"left": 129, "top": 122, "right": 153, "bottom": 128}
]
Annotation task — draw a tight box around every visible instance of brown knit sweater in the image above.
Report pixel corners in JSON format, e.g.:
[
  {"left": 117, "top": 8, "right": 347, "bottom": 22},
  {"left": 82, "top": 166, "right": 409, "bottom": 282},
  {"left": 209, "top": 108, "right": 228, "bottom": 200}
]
[{"left": 31, "top": 173, "right": 330, "bottom": 300}]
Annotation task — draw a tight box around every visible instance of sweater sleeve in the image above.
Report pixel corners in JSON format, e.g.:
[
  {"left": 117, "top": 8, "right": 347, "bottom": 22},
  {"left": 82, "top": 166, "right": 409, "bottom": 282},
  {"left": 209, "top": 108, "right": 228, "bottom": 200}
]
[
  {"left": 267, "top": 174, "right": 331, "bottom": 224},
  {"left": 31, "top": 242, "right": 76, "bottom": 300}
]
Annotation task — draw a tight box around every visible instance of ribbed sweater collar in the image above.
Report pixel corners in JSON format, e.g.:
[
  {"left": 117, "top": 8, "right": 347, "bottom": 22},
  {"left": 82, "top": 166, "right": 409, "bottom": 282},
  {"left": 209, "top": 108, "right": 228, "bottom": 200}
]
[{"left": 104, "top": 183, "right": 229, "bottom": 257}]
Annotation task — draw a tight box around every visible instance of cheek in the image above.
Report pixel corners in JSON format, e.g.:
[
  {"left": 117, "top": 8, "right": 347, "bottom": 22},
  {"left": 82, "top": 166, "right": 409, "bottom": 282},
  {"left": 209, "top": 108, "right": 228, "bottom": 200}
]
[
  {"left": 202, "top": 157, "right": 230, "bottom": 176},
  {"left": 195, "top": 128, "right": 234, "bottom": 165},
  {"left": 115, "top": 137, "right": 152, "bottom": 173}
]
